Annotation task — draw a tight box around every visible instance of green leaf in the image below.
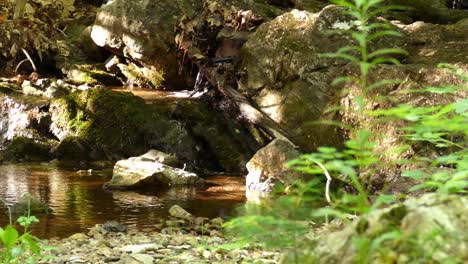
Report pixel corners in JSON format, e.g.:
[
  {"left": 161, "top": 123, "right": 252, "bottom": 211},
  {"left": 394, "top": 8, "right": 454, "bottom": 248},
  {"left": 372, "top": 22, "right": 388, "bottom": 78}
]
[
  {"left": 332, "top": 76, "right": 357, "bottom": 86},
  {"left": 321, "top": 52, "right": 360, "bottom": 63},
  {"left": 10, "top": 246, "right": 24, "bottom": 258},
  {"left": 371, "top": 57, "right": 401, "bottom": 65},
  {"left": 454, "top": 99, "right": 468, "bottom": 114},
  {"left": 21, "top": 233, "right": 41, "bottom": 255},
  {"left": 368, "top": 30, "right": 403, "bottom": 41},
  {"left": 368, "top": 48, "right": 408, "bottom": 59},
  {"left": 402, "top": 170, "right": 424, "bottom": 179},
  {"left": 1, "top": 225, "right": 19, "bottom": 248}
]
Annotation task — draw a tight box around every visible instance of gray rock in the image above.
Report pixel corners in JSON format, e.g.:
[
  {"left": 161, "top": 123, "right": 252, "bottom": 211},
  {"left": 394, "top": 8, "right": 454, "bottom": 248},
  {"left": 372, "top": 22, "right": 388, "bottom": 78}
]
[
  {"left": 102, "top": 221, "right": 127, "bottom": 233},
  {"left": 246, "top": 138, "right": 302, "bottom": 194},
  {"left": 138, "top": 149, "right": 180, "bottom": 167},
  {"left": 0, "top": 91, "right": 51, "bottom": 146},
  {"left": 104, "top": 157, "right": 204, "bottom": 189},
  {"left": 169, "top": 205, "right": 194, "bottom": 221},
  {"left": 120, "top": 243, "right": 160, "bottom": 254},
  {"left": 290, "top": 194, "right": 468, "bottom": 264}
]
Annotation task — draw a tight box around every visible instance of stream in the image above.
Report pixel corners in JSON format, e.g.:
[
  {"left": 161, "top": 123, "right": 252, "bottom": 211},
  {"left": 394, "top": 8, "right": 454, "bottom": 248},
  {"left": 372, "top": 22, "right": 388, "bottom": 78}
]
[{"left": 0, "top": 163, "right": 245, "bottom": 239}]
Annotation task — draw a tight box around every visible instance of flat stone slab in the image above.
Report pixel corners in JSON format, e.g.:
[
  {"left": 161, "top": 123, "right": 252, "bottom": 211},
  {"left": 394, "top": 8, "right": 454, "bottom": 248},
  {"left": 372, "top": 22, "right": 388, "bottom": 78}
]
[{"left": 104, "top": 157, "right": 204, "bottom": 189}]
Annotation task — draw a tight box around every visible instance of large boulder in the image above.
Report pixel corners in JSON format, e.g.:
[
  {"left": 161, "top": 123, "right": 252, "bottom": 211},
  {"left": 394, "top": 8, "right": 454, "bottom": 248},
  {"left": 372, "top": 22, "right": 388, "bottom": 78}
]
[
  {"left": 0, "top": 136, "right": 52, "bottom": 162},
  {"left": 158, "top": 98, "right": 261, "bottom": 173},
  {"left": 104, "top": 154, "right": 204, "bottom": 189},
  {"left": 246, "top": 138, "right": 302, "bottom": 194},
  {"left": 0, "top": 86, "right": 51, "bottom": 146},
  {"left": 49, "top": 88, "right": 196, "bottom": 160},
  {"left": 239, "top": 6, "right": 409, "bottom": 152},
  {"left": 90, "top": 0, "right": 283, "bottom": 88},
  {"left": 282, "top": 193, "right": 468, "bottom": 263}
]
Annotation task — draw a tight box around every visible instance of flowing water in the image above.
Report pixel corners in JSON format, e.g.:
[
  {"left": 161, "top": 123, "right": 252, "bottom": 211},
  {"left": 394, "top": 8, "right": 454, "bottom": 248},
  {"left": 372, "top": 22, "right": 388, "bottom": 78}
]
[{"left": 0, "top": 163, "right": 245, "bottom": 239}]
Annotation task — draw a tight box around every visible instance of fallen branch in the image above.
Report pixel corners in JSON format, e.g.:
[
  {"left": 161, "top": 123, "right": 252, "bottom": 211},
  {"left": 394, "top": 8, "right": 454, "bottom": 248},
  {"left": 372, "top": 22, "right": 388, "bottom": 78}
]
[{"left": 15, "top": 49, "right": 37, "bottom": 73}]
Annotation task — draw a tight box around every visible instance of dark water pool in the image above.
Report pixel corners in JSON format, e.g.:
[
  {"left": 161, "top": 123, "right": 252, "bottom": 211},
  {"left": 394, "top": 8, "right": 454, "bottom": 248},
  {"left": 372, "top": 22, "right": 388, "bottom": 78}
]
[{"left": 0, "top": 163, "right": 245, "bottom": 239}]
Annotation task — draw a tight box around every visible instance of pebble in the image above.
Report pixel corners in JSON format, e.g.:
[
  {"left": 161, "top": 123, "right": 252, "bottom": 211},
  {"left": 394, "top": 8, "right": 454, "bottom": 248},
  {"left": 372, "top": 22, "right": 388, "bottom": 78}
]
[{"left": 39, "top": 216, "right": 280, "bottom": 264}]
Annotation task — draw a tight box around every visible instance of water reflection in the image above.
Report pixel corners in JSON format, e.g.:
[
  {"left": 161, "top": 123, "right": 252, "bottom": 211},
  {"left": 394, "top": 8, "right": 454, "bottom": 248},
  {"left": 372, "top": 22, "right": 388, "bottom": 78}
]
[{"left": 0, "top": 164, "right": 245, "bottom": 238}]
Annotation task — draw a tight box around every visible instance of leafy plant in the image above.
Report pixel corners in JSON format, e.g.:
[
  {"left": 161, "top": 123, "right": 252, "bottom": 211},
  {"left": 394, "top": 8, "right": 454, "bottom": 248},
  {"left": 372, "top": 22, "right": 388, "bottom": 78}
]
[
  {"left": 1, "top": 198, "right": 45, "bottom": 263},
  {"left": 225, "top": 0, "right": 467, "bottom": 263},
  {"left": 374, "top": 64, "right": 468, "bottom": 195}
]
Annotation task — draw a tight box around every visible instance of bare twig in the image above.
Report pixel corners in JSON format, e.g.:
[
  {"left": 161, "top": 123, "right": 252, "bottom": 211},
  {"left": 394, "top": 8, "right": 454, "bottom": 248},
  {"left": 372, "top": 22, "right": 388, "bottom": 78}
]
[
  {"left": 14, "top": 59, "right": 29, "bottom": 73},
  {"left": 21, "top": 48, "right": 37, "bottom": 72},
  {"left": 312, "top": 160, "right": 332, "bottom": 204}
]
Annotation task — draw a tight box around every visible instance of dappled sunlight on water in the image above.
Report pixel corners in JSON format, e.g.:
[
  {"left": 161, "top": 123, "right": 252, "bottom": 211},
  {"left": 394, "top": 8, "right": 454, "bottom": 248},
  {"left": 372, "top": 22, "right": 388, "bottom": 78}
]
[{"left": 0, "top": 164, "right": 245, "bottom": 238}]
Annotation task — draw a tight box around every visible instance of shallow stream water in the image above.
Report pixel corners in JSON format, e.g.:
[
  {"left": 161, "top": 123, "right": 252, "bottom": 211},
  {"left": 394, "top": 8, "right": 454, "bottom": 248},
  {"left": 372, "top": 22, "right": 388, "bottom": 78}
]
[{"left": 0, "top": 163, "right": 245, "bottom": 239}]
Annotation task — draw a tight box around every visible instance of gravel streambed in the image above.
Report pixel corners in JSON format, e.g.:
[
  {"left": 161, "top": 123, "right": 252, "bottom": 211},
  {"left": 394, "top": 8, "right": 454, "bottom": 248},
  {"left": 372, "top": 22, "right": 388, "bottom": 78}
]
[{"left": 39, "top": 206, "right": 280, "bottom": 264}]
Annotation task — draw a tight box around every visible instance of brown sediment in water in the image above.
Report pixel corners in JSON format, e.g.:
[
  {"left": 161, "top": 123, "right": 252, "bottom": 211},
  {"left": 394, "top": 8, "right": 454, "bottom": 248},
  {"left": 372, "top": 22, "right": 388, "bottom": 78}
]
[{"left": 0, "top": 164, "right": 245, "bottom": 239}]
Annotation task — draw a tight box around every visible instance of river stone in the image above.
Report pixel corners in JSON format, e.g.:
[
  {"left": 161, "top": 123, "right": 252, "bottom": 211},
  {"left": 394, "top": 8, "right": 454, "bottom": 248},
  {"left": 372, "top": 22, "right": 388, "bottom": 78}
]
[
  {"left": 120, "top": 243, "right": 160, "bottom": 254},
  {"left": 246, "top": 138, "right": 302, "bottom": 194},
  {"left": 169, "top": 205, "right": 194, "bottom": 221},
  {"left": 105, "top": 157, "right": 204, "bottom": 189},
  {"left": 102, "top": 221, "right": 127, "bottom": 233},
  {"left": 138, "top": 149, "right": 180, "bottom": 167},
  {"left": 68, "top": 233, "right": 88, "bottom": 240}
]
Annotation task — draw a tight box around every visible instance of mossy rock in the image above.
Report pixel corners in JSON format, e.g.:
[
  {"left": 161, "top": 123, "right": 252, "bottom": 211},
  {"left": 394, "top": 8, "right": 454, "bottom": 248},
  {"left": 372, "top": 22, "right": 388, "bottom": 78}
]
[
  {"left": 53, "top": 136, "right": 100, "bottom": 161},
  {"left": 51, "top": 88, "right": 147, "bottom": 158},
  {"left": 1, "top": 136, "right": 51, "bottom": 162},
  {"left": 118, "top": 62, "right": 165, "bottom": 88},
  {"left": 65, "top": 64, "right": 121, "bottom": 86},
  {"left": 50, "top": 88, "right": 187, "bottom": 160}
]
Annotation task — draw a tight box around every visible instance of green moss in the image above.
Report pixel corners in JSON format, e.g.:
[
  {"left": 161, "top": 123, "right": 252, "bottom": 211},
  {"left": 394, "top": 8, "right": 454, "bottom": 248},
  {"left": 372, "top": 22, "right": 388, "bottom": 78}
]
[
  {"left": 53, "top": 136, "right": 93, "bottom": 161},
  {"left": 66, "top": 64, "right": 121, "bottom": 86},
  {"left": 52, "top": 88, "right": 162, "bottom": 159},
  {"left": 118, "top": 63, "right": 165, "bottom": 88},
  {"left": 2, "top": 136, "right": 51, "bottom": 162}
]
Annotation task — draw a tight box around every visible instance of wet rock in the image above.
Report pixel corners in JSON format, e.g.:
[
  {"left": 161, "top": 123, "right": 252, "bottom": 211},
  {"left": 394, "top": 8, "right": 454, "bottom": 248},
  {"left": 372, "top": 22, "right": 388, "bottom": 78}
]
[
  {"left": 1, "top": 136, "right": 52, "bottom": 162},
  {"left": 52, "top": 136, "right": 96, "bottom": 161},
  {"left": 169, "top": 205, "right": 194, "bottom": 221},
  {"left": 104, "top": 157, "right": 204, "bottom": 189},
  {"left": 102, "top": 221, "right": 127, "bottom": 233},
  {"left": 246, "top": 138, "right": 302, "bottom": 194}
]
